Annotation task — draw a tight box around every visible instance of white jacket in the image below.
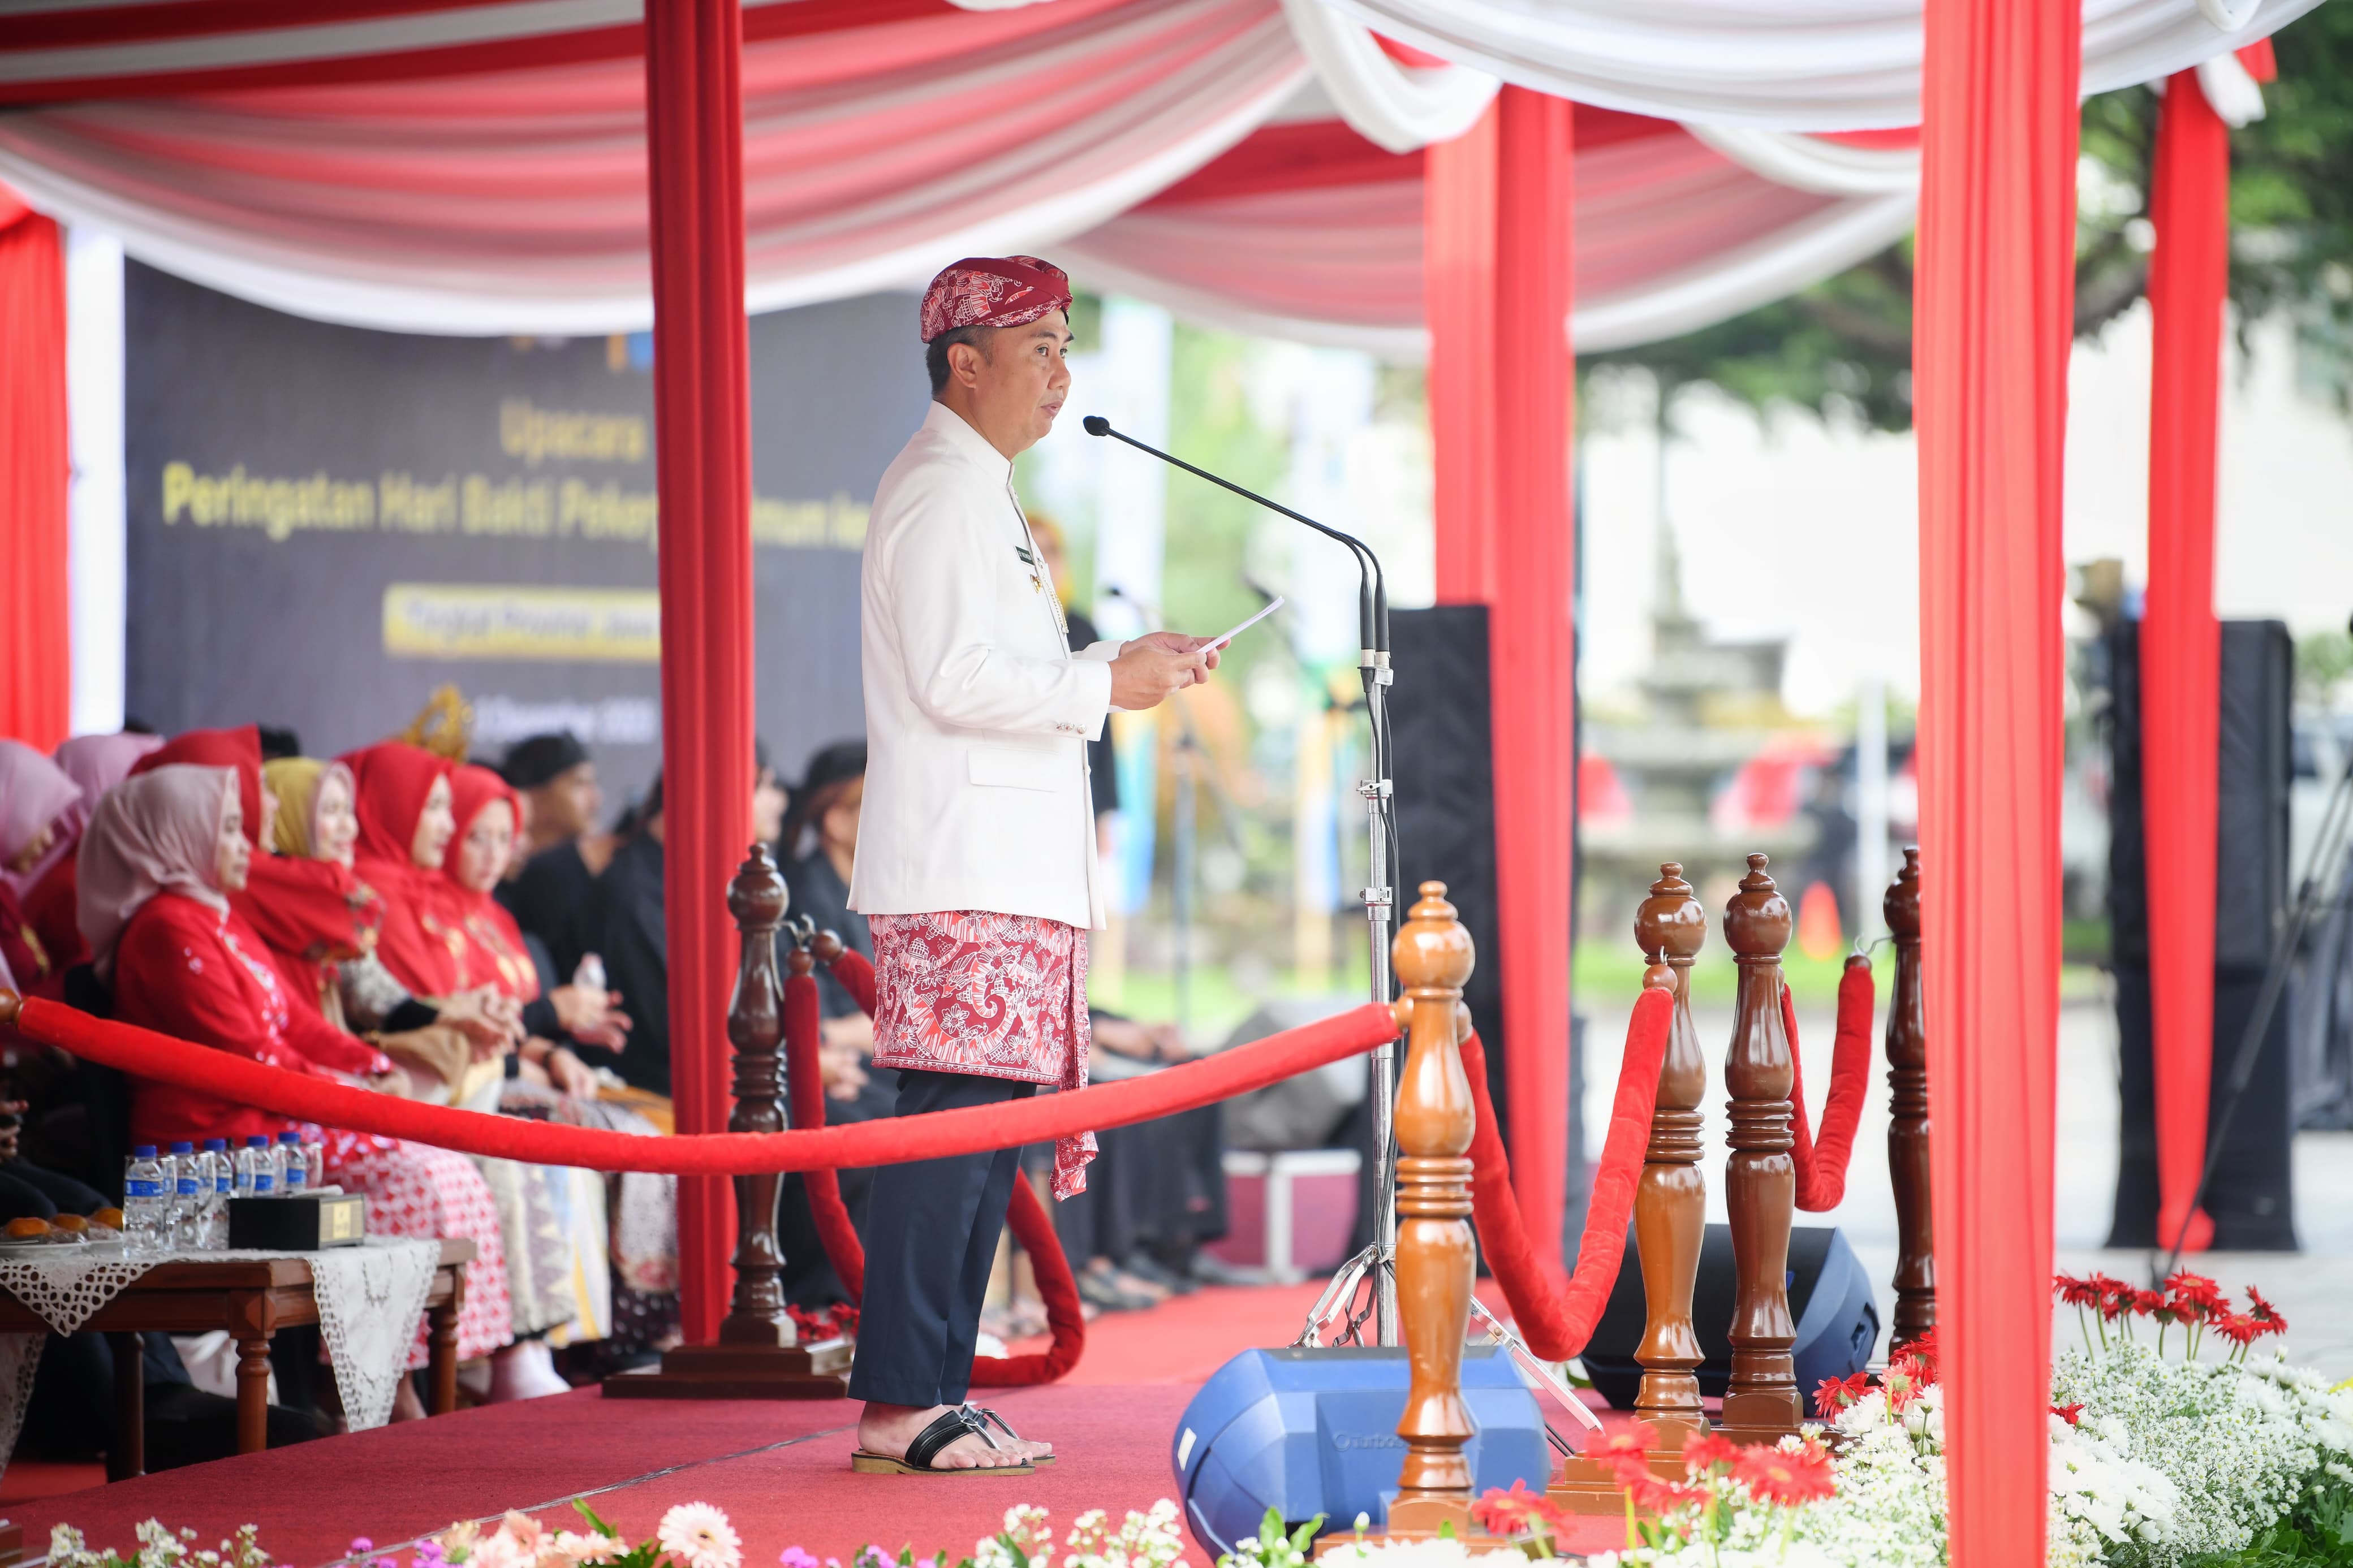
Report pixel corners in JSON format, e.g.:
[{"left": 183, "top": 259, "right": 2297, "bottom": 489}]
[{"left": 848, "top": 401, "right": 1118, "bottom": 931}]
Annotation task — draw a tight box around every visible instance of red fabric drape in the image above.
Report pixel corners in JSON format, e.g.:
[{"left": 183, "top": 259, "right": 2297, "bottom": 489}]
[
  {"left": 1488, "top": 85, "right": 1578, "bottom": 1275},
  {"left": 645, "top": 0, "right": 756, "bottom": 1346},
  {"left": 1427, "top": 105, "right": 1497, "bottom": 604},
  {"left": 1915, "top": 0, "right": 2077, "bottom": 1559},
  {"left": 2143, "top": 67, "right": 2229, "bottom": 1258},
  {"left": 0, "top": 196, "right": 71, "bottom": 750}
]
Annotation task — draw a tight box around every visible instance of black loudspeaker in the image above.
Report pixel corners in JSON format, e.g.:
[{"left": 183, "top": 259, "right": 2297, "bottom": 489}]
[
  {"left": 2107, "top": 619, "right": 2299, "bottom": 1250},
  {"left": 1389, "top": 606, "right": 1506, "bottom": 1118},
  {"left": 1579, "top": 1224, "right": 1881, "bottom": 1413}
]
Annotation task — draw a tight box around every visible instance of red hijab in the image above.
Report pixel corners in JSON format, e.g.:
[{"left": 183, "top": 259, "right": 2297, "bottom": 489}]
[
  {"left": 131, "top": 727, "right": 265, "bottom": 846},
  {"left": 339, "top": 741, "right": 463, "bottom": 996},
  {"left": 441, "top": 764, "right": 539, "bottom": 1002}
]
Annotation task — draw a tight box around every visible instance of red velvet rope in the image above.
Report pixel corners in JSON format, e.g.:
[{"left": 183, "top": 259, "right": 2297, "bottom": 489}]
[
  {"left": 1458, "top": 983, "right": 1674, "bottom": 1362},
  {"left": 783, "top": 956, "right": 1087, "bottom": 1386},
  {"left": 5, "top": 994, "right": 1401, "bottom": 1174},
  {"left": 1783, "top": 956, "right": 1877, "bottom": 1212}
]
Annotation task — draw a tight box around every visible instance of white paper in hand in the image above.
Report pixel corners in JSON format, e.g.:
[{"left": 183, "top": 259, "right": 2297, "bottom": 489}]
[{"left": 1206, "top": 597, "right": 1285, "bottom": 651}]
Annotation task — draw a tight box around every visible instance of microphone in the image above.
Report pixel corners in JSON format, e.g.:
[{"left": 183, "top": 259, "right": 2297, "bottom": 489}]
[{"left": 1082, "top": 416, "right": 1387, "bottom": 659}]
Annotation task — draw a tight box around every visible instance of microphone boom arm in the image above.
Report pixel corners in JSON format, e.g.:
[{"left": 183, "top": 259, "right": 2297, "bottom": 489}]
[{"left": 1082, "top": 416, "right": 1387, "bottom": 659}]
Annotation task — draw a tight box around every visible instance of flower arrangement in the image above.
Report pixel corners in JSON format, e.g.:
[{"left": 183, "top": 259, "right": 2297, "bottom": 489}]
[
  {"left": 49, "top": 1522, "right": 272, "bottom": 1568},
  {"left": 1589, "top": 1273, "right": 2353, "bottom": 1568}
]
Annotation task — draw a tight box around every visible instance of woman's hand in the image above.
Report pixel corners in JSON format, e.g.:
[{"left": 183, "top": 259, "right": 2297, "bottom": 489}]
[
  {"left": 544, "top": 1045, "right": 598, "bottom": 1100},
  {"left": 818, "top": 1013, "right": 876, "bottom": 1055},
  {"left": 552, "top": 985, "right": 632, "bottom": 1052},
  {"left": 819, "top": 1039, "right": 868, "bottom": 1102},
  {"left": 436, "top": 988, "right": 521, "bottom": 1053},
  {"left": 366, "top": 1066, "right": 415, "bottom": 1100}
]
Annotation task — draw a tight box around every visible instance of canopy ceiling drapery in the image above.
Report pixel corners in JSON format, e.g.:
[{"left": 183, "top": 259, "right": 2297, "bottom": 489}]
[
  {"left": 1064, "top": 112, "right": 1917, "bottom": 356},
  {"left": 0, "top": 0, "right": 1307, "bottom": 336},
  {"left": 0, "top": 27, "right": 1910, "bottom": 345},
  {"left": 1314, "top": 0, "right": 2324, "bottom": 129}
]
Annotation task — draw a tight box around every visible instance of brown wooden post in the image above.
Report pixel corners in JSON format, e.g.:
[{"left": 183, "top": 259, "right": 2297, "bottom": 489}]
[
  {"left": 605, "top": 845, "right": 850, "bottom": 1398},
  {"left": 1384, "top": 882, "right": 1480, "bottom": 1538},
  {"left": 1551, "top": 866, "right": 1709, "bottom": 1511},
  {"left": 717, "top": 846, "right": 792, "bottom": 1344},
  {"left": 1718, "top": 853, "right": 1802, "bottom": 1444},
  {"left": 1633, "top": 865, "right": 1710, "bottom": 1442},
  {"left": 1884, "top": 846, "right": 1934, "bottom": 1348}
]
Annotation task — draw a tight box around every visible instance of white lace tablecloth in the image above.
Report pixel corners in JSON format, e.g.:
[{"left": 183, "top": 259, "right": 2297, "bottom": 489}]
[{"left": 0, "top": 1237, "right": 442, "bottom": 1474}]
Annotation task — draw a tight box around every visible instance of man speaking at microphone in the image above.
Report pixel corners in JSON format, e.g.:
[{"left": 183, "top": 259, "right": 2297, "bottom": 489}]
[{"left": 847, "top": 255, "right": 1216, "bottom": 1475}]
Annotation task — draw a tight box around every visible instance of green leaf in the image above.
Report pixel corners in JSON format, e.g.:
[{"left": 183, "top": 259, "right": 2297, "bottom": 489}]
[
  {"left": 571, "top": 1502, "right": 619, "bottom": 1540},
  {"left": 1286, "top": 1517, "right": 1325, "bottom": 1553},
  {"left": 1437, "top": 1522, "right": 1455, "bottom": 1541}
]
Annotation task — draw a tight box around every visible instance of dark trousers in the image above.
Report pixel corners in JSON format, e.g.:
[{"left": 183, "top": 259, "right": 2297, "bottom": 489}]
[{"left": 847, "top": 1069, "right": 1036, "bottom": 1407}]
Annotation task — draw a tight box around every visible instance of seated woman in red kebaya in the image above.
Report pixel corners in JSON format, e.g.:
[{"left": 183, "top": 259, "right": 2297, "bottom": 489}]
[{"left": 80, "top": 763, "right": 526, "bottom": 1403}]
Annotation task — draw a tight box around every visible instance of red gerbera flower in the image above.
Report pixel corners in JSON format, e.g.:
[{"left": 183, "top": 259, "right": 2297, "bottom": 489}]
[
  {"left": 2212, "top": 1313, "right": 2265, "bottom": 1350},
  {"left": 1473, "top": 1479, "right": 1562, "bottom": 1537},
  {"left": 2054, "top": 1273, "right": 2102, "bottom": 1309},
  {"left": 2165, "top": 1271, "right": 2225, "bottom": 1313},
  {"left": 2050, "top": 1402, "right": 2084, "bottom": 1427},
  {"left": 2132, "top": 1289, "right": 2167, "bottom": 1319},
  {"left": 1624, "top": 1473, "right": 1704, "bottom": 1515},
  {"left": 2244, "top": 1286, "right": 2287, "bottom": 1333},
  {"left": 1596, "top": 1429, "right": 1658, "bottom": 1488},
  {"left": 2089, "top": 1273, "right": 2136, "bottom": 1322},
  {"left": 1733, "top": 1441, "right": 1837, "bottom": 1506},
  {"left": 1681, "top": 1432, "right": 1740, "bottom": 1476},
  {"left": 1814, "top": 1370, "right": 1874, "bottom": 1417}
]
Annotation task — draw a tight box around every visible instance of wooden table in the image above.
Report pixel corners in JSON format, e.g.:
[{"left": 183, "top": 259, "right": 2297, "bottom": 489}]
[{"left": 0, "top": 1239, "right": 473, "bottom": 1479}]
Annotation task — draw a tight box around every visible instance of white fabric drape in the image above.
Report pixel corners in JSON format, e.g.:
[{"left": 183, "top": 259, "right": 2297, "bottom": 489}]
[
  {"left": 1683, "top": 127, "right": 1918, "bottom": 196},
  {"left": 1307, "top": 0, "right": 2325, "bottom": 129},
  {"left": 1277, "top": 0, "right": 1498, "bottom": 153}
]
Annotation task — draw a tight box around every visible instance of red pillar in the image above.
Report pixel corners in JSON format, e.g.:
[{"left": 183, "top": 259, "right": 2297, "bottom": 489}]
[
  {"left": 1428, "top": 106, "right": 1497, "bottom": 607},
  {"left": 2143, "top": 69, "right": 2230, "bottom": 1257},
  {"left": 0, "top": 200, "right": 71, "bottom": 749},
  {"left": 1914, "top": 0, "right": 2078, "bottom": 1561},
  {"left": 1490, "top": 88, "right": 1576, "bottom": 1275},
  {"left": 644, "top": 0, "right": 754, "bottom": 1347}
]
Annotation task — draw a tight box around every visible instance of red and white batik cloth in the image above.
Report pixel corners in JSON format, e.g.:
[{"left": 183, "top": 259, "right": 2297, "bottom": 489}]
[
  {"left": 325, "top": 1132, "right": 515, "bottom": 1364},
  {"left": 867, "top": 909, "right": 1097, "bottom": 1199}
]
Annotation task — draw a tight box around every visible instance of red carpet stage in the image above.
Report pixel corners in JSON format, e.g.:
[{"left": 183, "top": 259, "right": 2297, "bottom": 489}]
[{"left": 14, "top": 1285, "right": 1636, "bottom": 1563}]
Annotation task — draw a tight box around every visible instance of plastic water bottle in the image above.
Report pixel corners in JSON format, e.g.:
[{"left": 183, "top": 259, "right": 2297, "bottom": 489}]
[
  {"left": 123, "top": 1145, "right": 170, "bottom": 1254},
  {"left": 202, "top": 1138, "right": 234, "bottom": 1248},
  {"left": 276, "top": 1131, "right": 308, "bottom": 1196},
  {"left": 235, "top": 1135, "right": 278, "bottom": 1198},
  {"left": 167, "top": 1141, "right": 202, "bottom": 1246},
  {"left": 302, "top": 1129, "right": 327, "bottom": 1194}
]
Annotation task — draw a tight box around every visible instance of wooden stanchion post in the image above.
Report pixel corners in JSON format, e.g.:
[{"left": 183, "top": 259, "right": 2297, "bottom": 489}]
[
  {"left": 1884, "top": 846, "right": 1934, "bottom": 1347},
  {"left": 605, "top": 845, "right": 851, "bottom": 1398},
  {"left": 1383, "top": 882, "right": 1481, "bottom": 1538},
  {"left": 1717, "top": 854, "right": 1803, "bottom": 1444},
  {"left": 1552, "top": 866, "right": 1708, "bottom": 1511}
]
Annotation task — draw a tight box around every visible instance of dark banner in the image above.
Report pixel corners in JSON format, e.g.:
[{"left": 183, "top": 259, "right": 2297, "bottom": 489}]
[{"left": 124, "top": 264, "right": 929, "bottom": 808}]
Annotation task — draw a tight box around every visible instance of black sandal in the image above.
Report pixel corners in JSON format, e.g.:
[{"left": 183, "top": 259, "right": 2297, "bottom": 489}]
[
  {"left": 963, "top": 1403, "right": 1054, "bottom": 1464},
  {"left": 850, "top": 1406, "right": 1035, "bottom": 1476}
]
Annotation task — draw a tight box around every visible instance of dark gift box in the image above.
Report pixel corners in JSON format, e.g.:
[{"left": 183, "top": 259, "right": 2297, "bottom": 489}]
[{"left": 226, "top": 1193, "right": 367, "bottom": 1250}]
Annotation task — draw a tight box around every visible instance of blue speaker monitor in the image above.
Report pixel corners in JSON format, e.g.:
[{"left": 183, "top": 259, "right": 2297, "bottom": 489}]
[{"left": 1171, "top": 1345, "right": 1550, "bottom": 1555}]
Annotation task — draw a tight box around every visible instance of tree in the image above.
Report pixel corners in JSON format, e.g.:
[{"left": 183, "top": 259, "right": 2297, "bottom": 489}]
[{"left": 1582, "top": 1, "right": 2353, "bottom": 428}]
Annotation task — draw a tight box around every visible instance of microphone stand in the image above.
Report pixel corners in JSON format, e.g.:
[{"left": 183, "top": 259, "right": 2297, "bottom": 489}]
[{"left": 1086, "top": 416, "right": 1404, "bottom": 1345}]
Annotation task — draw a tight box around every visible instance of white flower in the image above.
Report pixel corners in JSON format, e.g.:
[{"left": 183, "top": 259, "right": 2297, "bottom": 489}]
[
  {"left": 546, "top": 1533, "right": 620, "bottom": 1566},
  {"left": 656, "top": 1505, "right": 742, "bottom": 1568}
]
